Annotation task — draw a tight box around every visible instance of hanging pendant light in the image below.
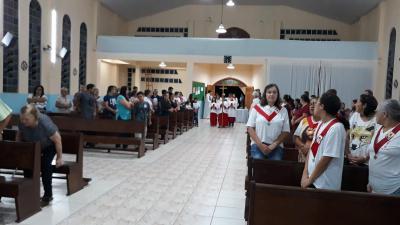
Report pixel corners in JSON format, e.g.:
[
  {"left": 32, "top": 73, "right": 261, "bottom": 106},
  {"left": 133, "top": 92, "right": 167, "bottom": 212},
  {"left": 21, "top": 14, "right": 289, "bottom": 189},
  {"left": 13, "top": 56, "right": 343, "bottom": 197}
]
[
  {"left": 226, "top": 0, "right": 235, "bottom": 7},
  {"left": 159, "top": 61, "right": 167, "bottom": 68},
  {"left": 227, "top": 63, "right": 235, "bottom": 70},
  {"left": 216, "top": 0, "right": 227, "bottom": 34}
]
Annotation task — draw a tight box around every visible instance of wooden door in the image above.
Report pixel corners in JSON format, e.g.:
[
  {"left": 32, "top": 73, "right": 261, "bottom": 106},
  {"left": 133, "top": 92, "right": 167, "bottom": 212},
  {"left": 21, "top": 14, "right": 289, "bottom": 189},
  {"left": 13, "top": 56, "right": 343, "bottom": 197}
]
[{"left": 245, "top": 87, "right": 254, "bottom": 109}]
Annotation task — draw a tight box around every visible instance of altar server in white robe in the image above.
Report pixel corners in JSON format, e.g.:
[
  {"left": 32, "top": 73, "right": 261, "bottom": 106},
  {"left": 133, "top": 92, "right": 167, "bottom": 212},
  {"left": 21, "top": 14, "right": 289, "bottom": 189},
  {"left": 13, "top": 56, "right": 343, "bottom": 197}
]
[
  {"left": 227, "top": 93, "right": 239, "bottom": 127},
  {"left": 204, "top": 91, "right": 213, "bottom": 119}
]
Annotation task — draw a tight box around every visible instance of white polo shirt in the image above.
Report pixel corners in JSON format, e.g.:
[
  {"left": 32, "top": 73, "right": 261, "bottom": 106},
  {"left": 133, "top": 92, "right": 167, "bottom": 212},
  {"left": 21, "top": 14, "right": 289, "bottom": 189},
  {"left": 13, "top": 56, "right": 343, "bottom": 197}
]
[
  {"left": 308, "top": 120, "right": 346, "bottom": 190},
  {"left": 369, "top": 126, "right": 400, "bottom": 195},
  {"left": 246, "top": 104, "right": 290, "bottom": 146}
]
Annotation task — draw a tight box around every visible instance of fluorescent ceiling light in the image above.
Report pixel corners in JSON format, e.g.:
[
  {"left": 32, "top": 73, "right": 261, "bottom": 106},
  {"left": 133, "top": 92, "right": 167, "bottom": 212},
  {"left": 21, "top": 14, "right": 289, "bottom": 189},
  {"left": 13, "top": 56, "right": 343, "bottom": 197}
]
[
  {"left": 216, "top": 24, "right": 227, "bottom": 34},
  {"left": 50, "top": 9, "right": 57, "bottom": 64},
  {"left": 102, "top": 59, "right": 130, "bottom": 65},
  {"left": 159, "top": 61, "right": 167, "bottom": 68},
  {"left": 1, "top": 32, "right": 13, "bottom": 47},
  {"left": 226, "top": 0, "right": 235, "bottom": 7},
  {"left": 227, "top": 63, "right": 235, "bottom": 70}
]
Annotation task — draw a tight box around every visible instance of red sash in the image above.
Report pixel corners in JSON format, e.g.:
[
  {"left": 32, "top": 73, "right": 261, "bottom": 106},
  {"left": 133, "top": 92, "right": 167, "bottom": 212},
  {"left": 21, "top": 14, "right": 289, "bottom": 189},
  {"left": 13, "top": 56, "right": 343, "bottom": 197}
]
[
  {"left": 307, "top": 116, "right": 318, "bottom": 129},
  {"left": 373, "top": 123, "right": 400, "bottom": 155},
  {"left": 310, "top": 119, "right": 339, "bottom": 158},
  {"left": 254, "top": 105, "right": 279, "bottom": 123}
]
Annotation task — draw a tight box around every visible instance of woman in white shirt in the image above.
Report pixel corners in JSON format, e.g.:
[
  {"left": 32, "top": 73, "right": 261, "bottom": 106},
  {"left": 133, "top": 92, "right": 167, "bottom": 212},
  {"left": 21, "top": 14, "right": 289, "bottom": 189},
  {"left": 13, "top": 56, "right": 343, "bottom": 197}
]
[
  {"left": 246, "top": 84, "right": 290, "bottom": 160},
  {"left": 301, "top": 92, "right": 346, "bottom": 190},
  {"left": 347, "top": 94, "right": 378, "bottom": 165},
  {"left": 368, "top": 99, "right": 400, "bottom": 196},
  {"left": 27, "top": 85, "right": 47, "bottom": 112}
]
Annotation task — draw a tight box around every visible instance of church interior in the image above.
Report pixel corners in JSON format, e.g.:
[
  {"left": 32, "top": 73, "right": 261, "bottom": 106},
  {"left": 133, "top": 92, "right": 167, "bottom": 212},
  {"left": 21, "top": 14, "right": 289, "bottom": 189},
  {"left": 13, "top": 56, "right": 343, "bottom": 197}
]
[{"left": 1, "top": 0, "right": 400, "bottom": 224}]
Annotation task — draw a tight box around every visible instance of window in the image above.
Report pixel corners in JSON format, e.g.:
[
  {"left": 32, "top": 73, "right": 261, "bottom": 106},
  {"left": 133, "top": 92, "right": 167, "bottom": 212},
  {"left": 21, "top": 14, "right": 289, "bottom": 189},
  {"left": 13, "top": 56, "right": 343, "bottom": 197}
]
[
  {"left": 79, "top": 23, "right": 87, "bottom": 86},
  {"left": 61, "top": 15, "right": 71, "bottom": 91},
  {"left": 386, "top": 28, "right": 396, "bottom": 99},
  {"left": 3, "top": 0, "right": 19, "bottom": 92},
  {"left": 28, "top": 0, "right": 41, "bottom": 93}
]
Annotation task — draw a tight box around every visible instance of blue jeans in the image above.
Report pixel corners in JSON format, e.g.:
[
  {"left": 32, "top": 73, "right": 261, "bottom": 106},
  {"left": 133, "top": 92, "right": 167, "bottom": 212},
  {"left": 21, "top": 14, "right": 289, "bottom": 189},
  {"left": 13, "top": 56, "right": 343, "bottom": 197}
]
[
  {"left": 391, "top": 187, "right": 400, "bottom": 196},
  {"left": 251, "top": 144, "right": 284, "bottom": 160}
]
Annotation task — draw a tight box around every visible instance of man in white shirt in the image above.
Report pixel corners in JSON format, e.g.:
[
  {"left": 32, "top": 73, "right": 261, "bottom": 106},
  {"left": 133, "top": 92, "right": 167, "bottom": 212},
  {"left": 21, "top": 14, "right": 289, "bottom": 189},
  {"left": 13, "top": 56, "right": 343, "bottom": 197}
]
[{"left": 301, "top": 93, "right": 346, "bottom": 190}]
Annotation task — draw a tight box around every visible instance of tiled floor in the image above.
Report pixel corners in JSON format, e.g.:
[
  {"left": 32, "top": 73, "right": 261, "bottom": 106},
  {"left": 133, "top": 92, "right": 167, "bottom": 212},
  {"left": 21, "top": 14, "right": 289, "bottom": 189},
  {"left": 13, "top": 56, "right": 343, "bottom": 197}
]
[{"left": 0, "top": 120, "right": 247, "bottom": 225}]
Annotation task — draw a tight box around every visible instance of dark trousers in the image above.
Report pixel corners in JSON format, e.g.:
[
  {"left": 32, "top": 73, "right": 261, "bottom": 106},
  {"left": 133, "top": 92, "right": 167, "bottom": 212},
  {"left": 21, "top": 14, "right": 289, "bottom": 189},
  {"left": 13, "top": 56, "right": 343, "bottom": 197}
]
[
  {"left": 24, "top": 145, "right": 56, "bottom": 197},
  {"left": 41, "top": 146, "right": 57, "bottom": 197}
]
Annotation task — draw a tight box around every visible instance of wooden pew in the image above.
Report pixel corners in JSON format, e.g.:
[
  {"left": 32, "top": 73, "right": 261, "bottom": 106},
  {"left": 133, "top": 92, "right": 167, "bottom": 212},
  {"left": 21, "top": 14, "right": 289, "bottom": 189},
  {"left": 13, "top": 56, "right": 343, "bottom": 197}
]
[
  {"left": 53, "top": 133, "right": 89, "bottom": 195},
  {"left": 176, "top": 111, "right": 185, "bottom": 134},
  {"left": 183, "top": 109, "right": 194, "bottom": 130},
  {"left": 0, "top": 141, "right": 41, "bottom": 222},
  {"left": 146, "top": 116, "right": 160, "bottom": 150},
  {"left": 2, "top": 130, "right": 90, "bottom": 195},
  {"left": 158, "top": 115, "right": 170, "bottom": 144},
  {"left": 51, "top": 116, "right": 146, "bottom": 158},
  {"left": 168, "top": 112, "right": 178, "bottom": 139},
  {"left": 248, "top": 182, "right": 400, "bottom": 225}
]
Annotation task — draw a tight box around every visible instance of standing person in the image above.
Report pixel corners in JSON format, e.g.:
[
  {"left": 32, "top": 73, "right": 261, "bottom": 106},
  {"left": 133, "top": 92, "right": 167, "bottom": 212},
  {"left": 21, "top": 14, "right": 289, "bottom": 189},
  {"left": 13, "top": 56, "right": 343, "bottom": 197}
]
[
  {"left": 158, "top": 90, "right": 174, "bottom": 116},
  {"left": 93, "top": 87, "right": 103, "bottom": 116},
  {"left": 116, "top": 86, "right": 132, "bottom": 121},
  {"left": 0, "top": 98, "right": 12, "bottom": 141},
  {"left": 204, "top": 90, "right": 213, "bottom": 119},
  {"left": 73, "top": 85, "right": 86, "bottom": 112},
  {"left": 218, "top": 95, "right": 229, "bottom": 128},
  {"left": 192, "top": 97, "right": 200, "bottom": 126},
  {"left": 76, "top": 84, "right": 97, "bottom": 120},
  {"left": 347, "top": 94, "right": 378, "bottom": 165},
  {"left": 294, "top": 98, "right": 320, "bottom": 162},
  {"left": 227, "top": 93, "right": 238, "bottom": 127},
  {"left": 27, "top": 85, "right": 48, "bottom": 113},
  {"left": 17, "top": 104, "right": 63, "bottom": 205},
  {"left": 250, "top": 91, "right": 261, "bottom": 109},
  {"left": 210, "top": 97, "right": 219, "bottom": 127},
  {"left": 292, "top": 94, "right": 311, "bottom": 127},
  {"left": 55, "top": 87, "right": 72, "bottom": 113},
  {"left": 301, "top": 93, "right": 346, "bottom": 190},
  {"left": 144, "top": 89, "right": 154, "bottom": 113},
  {"left": 168, "top": 87, "right": 174, "bottom": 96},
  {"left": 246, "top": 84, "right": 290, "bottom": 160},
  {"left": 132, "top": 92, "right": 151, "bottom": 138},
  {"left": 102, "top": 85, "right": 117, "bottom": 119},
  {"left": 151, "top": 89, "right": 161, "bottom": 112},
  {"left": 368, "top": 99, "right": 400, "bottom": 196}
]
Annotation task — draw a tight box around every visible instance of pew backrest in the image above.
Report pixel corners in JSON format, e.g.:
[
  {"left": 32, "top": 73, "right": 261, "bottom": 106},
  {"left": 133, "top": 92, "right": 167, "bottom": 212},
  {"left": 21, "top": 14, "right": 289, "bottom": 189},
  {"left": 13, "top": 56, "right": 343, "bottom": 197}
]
[{"left": 0, "top": 141, "right": 40, "bottom": 172}]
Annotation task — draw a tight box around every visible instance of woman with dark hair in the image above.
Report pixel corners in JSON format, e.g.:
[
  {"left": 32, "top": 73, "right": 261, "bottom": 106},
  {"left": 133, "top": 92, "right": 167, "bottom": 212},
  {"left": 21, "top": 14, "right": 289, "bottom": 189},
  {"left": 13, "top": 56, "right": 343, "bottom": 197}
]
[
  {"left": 210, "top": 97, "right": 219, "bottom": 127},
  {"left": 294, "top": 97, "right": 320, "bottom": 162},
  {"left": 27, "top": 85, "right": 48, "bottom": 112},
  {"left": 368, "top": 99, "right": 400, "bottom": 196},
  {"left": 292, "top": 94, "right": 311, "bottom": 127},
  {"left": 102, "top": 85, "right": 117, "bottom": 119},
  {"left": 246, "top": 84, "right": 290, "bottom": 160},
  {"left": 301, "top": 92, "right": 346, "bottom": 190},
  {"left": 116, "top": 86, "right": 132, "bottom": 121},
  {"left": 347, "top": 94, "right": 378, "bottom": 165}
]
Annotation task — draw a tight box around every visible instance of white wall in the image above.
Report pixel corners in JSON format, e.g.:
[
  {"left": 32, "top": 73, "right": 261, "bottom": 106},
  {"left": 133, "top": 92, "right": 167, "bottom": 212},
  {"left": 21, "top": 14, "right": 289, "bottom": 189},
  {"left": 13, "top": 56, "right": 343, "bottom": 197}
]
[
  {"left": 127, "top": 5, "right": 355, "bottom": 40},
  {"left": 193, "top": 63, "right": 211, "bottom": 85},
  {"left": 353, "top": 5, "right": 381, "bottom": 42},
  {"left": 96, "top": 60, "right": 120, "bottom": 96},
  {"left": 97, "top": 3, "right": 129, "bottom": 36}
]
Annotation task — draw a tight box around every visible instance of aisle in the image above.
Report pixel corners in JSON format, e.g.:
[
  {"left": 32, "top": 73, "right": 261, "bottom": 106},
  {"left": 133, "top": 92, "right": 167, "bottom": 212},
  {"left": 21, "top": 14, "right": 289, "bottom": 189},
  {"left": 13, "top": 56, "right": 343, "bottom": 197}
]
[{"left": 4, "top": 120, "right": 247, "bottom": 225}]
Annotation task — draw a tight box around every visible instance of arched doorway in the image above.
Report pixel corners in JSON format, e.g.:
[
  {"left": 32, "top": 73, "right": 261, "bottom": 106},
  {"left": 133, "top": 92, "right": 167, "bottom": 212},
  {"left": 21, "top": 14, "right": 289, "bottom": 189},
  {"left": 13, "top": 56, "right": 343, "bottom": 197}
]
[
  {"left": 386, "top": 28, "right": 396, "bottom": 99},
  {"left": 218, "top": 27, "right": 250, "bottom": 39},
  {"left": 209, "top": 77, "right": 254, "bottom": 109}
]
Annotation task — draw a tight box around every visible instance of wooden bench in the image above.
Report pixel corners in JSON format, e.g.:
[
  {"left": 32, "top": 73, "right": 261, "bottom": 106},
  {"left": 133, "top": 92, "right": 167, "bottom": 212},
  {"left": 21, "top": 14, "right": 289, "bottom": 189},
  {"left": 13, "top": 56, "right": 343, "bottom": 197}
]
[
  {"left": 0, "top": 141, "right": 41, "bottom": 222},
  {"left": 2, "top": 130, "right": 90, "bottom": 196},
  {"left": 248, "top": 182, "right": 400, "bottom": 225},
  {"left": 176, "top": 111, "right": 186, "bottom": 134},
  {"left": 168, "top": 112, "right": 178, "bottom": 139},
  {"left": 51, "top": 116, "right": 146, "bottom": 158},
  {"left": 157, "top": 115, "right": 170, "bottom": 145},
  {"left": 53, "top": 133, "right": 89, "bottom": 195},
  {"left": 183, "top": 109, "right": 194, "bottom": 130},
  {"left": 146, "top": 116, "right": 160, "bottom": 150}
]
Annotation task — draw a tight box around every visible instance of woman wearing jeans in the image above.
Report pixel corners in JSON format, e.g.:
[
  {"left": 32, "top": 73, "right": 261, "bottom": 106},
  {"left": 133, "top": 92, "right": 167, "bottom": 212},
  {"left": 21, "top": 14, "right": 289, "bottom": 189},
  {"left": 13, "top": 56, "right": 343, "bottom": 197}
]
[{"left": 246, "top": 84, "right": 290, "bottom": 160}]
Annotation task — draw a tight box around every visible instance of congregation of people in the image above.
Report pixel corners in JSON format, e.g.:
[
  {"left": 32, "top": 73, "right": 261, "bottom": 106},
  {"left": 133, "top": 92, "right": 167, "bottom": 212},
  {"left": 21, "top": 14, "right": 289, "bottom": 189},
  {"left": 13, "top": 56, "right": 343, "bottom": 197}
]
[
  {"left": 207, "top": 91, "right": 239, "bottom": 128},
  {"left": 246, "top": 84, "right": 400, "bottom": 196},
  {"left": 0, "top": 84, "right": 200, "bottom": 206}
]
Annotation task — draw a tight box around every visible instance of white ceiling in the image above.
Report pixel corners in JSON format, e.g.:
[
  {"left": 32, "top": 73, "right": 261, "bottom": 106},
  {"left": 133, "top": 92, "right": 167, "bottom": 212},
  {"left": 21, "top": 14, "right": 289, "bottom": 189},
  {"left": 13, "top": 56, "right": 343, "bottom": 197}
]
[{"left": 99, "top": 0, "right": 384, "bottom": 24}]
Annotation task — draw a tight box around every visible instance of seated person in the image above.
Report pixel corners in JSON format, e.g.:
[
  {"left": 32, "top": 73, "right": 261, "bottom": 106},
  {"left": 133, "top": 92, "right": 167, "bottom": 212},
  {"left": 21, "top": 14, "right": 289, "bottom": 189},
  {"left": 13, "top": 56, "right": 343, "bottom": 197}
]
[
  {"left": 55, "top": 87, "right": 72, "bottom": 113},
  {"left": 368, "top": 99, "right": 400, "bottom": 196},
  {"left": 27, "top": 85, "right": 48, "bottom": 113}
]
